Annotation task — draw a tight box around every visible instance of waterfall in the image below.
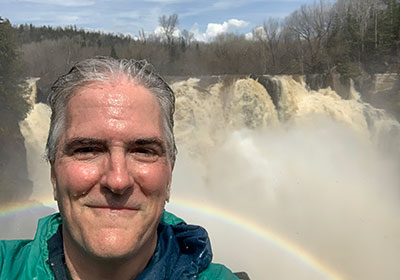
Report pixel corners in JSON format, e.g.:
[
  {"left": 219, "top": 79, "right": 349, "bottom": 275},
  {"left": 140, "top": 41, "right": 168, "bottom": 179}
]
[
  {"left": 20, "top": 77, "right": 53, "bottom": 202},
  {"left": 168, "top": 76, "right": 400, "bottom": 280},
  {"left": 7, "top": 75, "right": 400, "bottom": 279},
  {"left": 19, "top": 103, "right": 52, "bottom": 201}
]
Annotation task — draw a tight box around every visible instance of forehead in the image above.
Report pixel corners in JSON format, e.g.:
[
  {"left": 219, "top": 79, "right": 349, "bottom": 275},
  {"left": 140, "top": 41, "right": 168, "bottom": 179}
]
[
  {"left": 62, "top": 78, "right": 163, "bottom": 138},
  {"left": 69, "top": 78, "right": 156, "bottom": 108}
]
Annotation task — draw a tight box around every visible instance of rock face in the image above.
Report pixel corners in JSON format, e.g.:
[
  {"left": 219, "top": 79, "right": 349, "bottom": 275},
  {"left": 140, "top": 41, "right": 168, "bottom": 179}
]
[
  {"left": 358, "top": 73, "right": 400, "bottom": 121},
  {"left": 318, "top": 72, "right": 400, "bottom": 121},
  {"left": 261, "top": 71, "right": 400, "bottom": 122},
  {"left": 252, "top": 75, "right": 282, "bottom": 110}
]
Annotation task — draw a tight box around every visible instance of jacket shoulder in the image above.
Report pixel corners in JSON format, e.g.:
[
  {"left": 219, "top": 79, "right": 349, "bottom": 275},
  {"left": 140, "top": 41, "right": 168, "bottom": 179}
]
[
  {"left": 0, "top": 239, "right": 33, "bottom": 279},
  {"left": 0, "top": 213, "right": 61, "bottom": 280},
  {"left": 198, "top": 263, "right": 240, "bottom": 280}
]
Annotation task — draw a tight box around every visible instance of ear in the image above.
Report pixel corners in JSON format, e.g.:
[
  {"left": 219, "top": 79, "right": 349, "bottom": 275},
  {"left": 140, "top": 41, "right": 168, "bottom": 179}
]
[
  {"left": 165, "top": 183, "right": 171, "bottom": 203},
  {"left": 50, "top": 164, "right": 58, "bottom": 201},
  {"left": 165, "top": 163, "right": 174, "bottom": 203}
]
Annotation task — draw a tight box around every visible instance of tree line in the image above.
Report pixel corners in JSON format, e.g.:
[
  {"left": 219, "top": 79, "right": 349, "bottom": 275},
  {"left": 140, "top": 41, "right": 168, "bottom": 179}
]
[{"left": 4, "top": 0, "right": 400, "bottom": 97}]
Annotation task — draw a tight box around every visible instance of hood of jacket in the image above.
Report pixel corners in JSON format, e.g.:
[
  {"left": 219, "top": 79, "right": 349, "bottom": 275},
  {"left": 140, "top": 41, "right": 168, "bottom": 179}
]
[{"left": 137, "top": 221, "right": 213, "bottom": 279}]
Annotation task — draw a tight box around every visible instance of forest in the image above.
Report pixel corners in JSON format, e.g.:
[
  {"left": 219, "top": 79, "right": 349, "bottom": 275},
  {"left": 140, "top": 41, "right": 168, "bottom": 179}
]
[{"left": 5, "top": 0, "right": 400, "bottom": 99}]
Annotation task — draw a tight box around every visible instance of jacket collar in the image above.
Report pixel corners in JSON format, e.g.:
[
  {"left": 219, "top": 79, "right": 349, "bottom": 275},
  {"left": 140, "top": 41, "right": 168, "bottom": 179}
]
[{"left": 38, "top": 212, "right": 212, "bottom": 280}]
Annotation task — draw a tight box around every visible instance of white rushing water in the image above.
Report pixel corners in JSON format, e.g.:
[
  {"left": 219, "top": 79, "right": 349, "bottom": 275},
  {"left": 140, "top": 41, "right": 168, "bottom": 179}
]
[{"left": 9, "top": 75, "right": 400, "bottom": 279}]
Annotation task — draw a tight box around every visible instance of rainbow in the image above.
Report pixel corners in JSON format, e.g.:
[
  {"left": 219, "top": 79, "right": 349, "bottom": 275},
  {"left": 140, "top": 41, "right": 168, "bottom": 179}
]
[
  {"left": 168, "top": 197, "right": 344, "bottom": 280},
  {"left": 0, "top": 196, "right": 343, "bottom": 280},
  {"left": 0, "top": 196, "right": 57, "bottom": 218}
]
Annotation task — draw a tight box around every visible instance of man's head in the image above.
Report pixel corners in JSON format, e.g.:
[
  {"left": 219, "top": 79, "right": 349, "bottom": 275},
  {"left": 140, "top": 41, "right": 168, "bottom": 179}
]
[
  {"left": 46, "top": 57, "right": 176, "bottom": 268},
  {"left": 46, "top": 56, "right": 176, "bottom": 165}
]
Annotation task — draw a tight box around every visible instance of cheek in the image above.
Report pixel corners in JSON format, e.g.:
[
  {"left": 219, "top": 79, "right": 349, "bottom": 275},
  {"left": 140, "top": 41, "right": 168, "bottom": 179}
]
[
  {"left": 57, "top": 162, "right": 101, "bottom": 196},
  {"left": 135, "top": 163, "right": 171, "bottom": 195}
]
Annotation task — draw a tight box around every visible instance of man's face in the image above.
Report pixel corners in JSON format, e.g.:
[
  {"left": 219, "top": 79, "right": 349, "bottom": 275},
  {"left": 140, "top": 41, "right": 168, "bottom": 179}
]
[{"left": 51, "top": 78, "right": 173, "bottom": 260}]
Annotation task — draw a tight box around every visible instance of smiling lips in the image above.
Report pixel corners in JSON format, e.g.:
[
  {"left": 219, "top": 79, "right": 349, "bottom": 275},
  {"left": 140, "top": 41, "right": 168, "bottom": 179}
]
[{"left": 86, "top": 204, "right": 140, "bottom": 211}]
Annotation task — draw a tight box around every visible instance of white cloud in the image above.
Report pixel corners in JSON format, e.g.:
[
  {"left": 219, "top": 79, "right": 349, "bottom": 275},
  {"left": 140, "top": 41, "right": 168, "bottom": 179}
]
[
  {"left": 245, "top": 31, "right": 254, "bottom": 40},
  {"left": 190, "top": 23, "right": 207, "bottom": 42},
  {"left": 204, "top": 19, "right": 249, "bottom": 40},
  {"left": 188, "top": 19, "right": 250, "bottom": 42},
  {"left": 250, "top": 25, "right": 265, "bottom": 40},
  {"left": 153, "top": 19, "right": 250, "bottom": 43}
]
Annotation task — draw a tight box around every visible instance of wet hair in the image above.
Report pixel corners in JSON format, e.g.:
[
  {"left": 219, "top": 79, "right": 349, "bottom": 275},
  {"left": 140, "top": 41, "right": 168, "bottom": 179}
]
[{"left": 46, "top": 56, "right": 177, "bottom": 164}]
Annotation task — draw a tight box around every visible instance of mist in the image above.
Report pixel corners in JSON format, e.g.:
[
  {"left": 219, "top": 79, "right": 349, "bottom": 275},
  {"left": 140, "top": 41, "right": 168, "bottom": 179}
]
[{"left": 169, "top": 118, "right": 400, "bottom": 279}]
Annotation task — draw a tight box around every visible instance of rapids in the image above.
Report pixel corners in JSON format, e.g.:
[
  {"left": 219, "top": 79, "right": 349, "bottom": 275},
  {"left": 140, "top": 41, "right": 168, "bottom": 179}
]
[{"left": 3, "top": 75, "right": 400, "bottom": 279}]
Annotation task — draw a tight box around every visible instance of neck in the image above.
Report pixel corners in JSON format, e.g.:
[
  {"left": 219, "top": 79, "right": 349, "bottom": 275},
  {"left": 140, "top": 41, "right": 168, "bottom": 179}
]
[{"left": 62, "top": 227, "right": 157, "bottom": 280}]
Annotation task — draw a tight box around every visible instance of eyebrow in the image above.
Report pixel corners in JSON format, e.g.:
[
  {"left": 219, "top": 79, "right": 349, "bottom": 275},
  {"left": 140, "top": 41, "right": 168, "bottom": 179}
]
[
  {"left": 63, "top": 137, "right": 107, "bottom": 153},
  {"left": 130, "top": 137, "right": 164, "bottom": 146},
  {"left": 63, "top": 137, "right": 166, "bottom": 153}
]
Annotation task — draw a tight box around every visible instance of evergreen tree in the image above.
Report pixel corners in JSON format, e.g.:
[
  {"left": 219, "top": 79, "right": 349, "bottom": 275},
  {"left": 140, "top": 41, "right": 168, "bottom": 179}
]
[
  {"left": 0, "top": 17, "right": 30, "bottom": 129},
  {"left": 110, "top": 45, "right": 118, "bottom": 59},
  {"left": 0, "top": 17, "right": 32, "bottom": 204}
]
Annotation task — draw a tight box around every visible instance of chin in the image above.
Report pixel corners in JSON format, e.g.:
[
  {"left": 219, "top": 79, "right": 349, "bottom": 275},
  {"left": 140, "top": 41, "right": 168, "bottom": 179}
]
[{"left": 85, "top": 228, "right": 151, "bottom": 260}]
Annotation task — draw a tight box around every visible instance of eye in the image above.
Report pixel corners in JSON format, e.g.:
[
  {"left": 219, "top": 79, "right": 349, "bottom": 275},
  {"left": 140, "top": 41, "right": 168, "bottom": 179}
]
[
  {"left": 135, "top": 148, "right": 154, "bottom": 154},
  {"left": 130, "top": 147, "right": 160, "bottom": 162},
  {"left": 74, "top": 147, "right": 97, "bottom": 154},
  {"left": 72, "top": 146, "right": 103, "bottom": 159},
  {"left": 74, "top": 146, "right": 102, "bottom": 153}
]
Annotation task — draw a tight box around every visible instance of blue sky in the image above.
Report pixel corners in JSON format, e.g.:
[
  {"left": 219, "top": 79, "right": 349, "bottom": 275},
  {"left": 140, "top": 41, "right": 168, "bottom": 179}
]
[{"left": 1, "top": 0, "right": 319, "bottom": 41}]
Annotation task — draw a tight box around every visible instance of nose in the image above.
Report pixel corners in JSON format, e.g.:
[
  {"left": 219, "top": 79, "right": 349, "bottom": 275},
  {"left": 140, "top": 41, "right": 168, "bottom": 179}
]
[{"left": 103, "top": 150, "right": 133, "bottom": 195}]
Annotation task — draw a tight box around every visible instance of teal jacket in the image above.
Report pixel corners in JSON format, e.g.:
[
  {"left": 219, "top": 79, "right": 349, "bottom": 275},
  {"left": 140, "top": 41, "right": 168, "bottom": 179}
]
[{"left": 0, "top": 212, "right": 238, "bottom": 280}]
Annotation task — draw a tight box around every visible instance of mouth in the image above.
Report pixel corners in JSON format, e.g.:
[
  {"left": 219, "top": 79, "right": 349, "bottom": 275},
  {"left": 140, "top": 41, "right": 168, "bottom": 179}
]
[{"left": 87, "top": 205, "right": 140, "bottom": 212}]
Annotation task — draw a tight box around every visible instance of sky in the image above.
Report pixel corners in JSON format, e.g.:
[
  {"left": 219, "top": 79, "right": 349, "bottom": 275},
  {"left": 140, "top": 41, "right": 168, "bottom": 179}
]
[{"left": 1, "top": 0, "right": 319, "bottom": 41}]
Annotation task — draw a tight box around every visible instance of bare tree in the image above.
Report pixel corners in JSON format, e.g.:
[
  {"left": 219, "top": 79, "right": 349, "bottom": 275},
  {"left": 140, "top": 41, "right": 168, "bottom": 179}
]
[
  {"left": 253, "top": 18, "right": 283, "bottom": 73},
  {"left": 159, "top": 14, "right": 179, "bottom": 45},
  {"left": 138, "top": 28, "right": 147, "bottom": 43},
  {"left": 181, "top": 29, "right": 194, "bottom": 46},
  {"left": 286, "top": 0, "right": 333, "bottom": 73}
]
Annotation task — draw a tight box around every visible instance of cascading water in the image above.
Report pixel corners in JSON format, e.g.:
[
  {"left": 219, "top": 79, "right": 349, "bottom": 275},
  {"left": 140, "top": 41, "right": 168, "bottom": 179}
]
[
  {"left": 3, "top": 75, "right": 399, "bottom": 279},
  {"left": 168, "top": 75, "right": 400, "bottom": 280},
  {"left": 19, "top": 103, "right": 51, "bottom": 201}
]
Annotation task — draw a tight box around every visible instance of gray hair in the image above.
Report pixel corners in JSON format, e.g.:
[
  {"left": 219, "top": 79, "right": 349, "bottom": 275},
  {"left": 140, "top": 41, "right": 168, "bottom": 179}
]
[{"left": 46, "top": 56, "right": 177, "bottom": 164}]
